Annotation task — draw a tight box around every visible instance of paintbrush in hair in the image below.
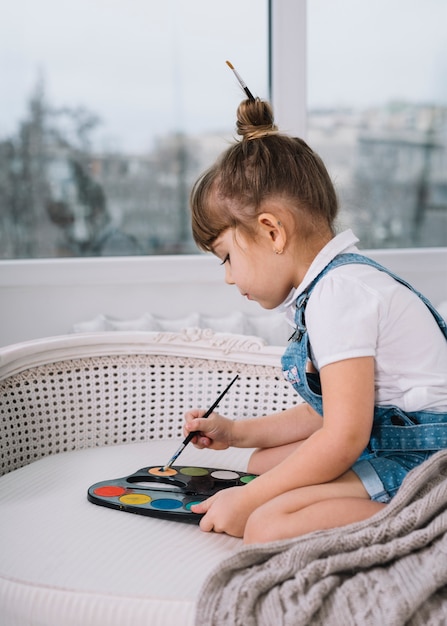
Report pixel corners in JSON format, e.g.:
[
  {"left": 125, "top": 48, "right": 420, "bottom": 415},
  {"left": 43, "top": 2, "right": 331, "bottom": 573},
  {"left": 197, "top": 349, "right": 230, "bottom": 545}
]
[
  {"left": 226, "top": 60, "right": 255, "bottom": 101},
  {"left": 160, "top": 374, "right": 239, "bottom": 472}
]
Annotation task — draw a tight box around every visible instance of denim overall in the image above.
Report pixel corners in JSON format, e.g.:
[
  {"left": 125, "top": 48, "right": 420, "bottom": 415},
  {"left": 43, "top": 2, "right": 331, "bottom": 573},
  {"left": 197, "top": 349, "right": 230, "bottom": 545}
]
[{"left": 281, "top": 252, "right": 447, "bottom": 502}]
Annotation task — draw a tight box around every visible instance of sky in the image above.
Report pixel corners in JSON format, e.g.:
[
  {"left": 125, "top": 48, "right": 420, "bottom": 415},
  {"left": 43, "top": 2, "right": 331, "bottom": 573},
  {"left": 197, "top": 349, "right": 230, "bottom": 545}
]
[
  {"left": 307, "top": 0, "right": 447, "bottom": 110},
  {"left": 0, "top": 0, "right": 269, "bottom": 152},
  {"left": 1, "top": 0, "right": 446, "bottom": 153}
]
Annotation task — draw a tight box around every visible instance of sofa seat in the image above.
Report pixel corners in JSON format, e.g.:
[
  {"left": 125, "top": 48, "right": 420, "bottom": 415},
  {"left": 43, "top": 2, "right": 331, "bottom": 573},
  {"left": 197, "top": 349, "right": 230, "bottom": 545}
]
[
  {"left": 0, "top": 440, "right": 253, "bottom": 626},
  {"left": 0, "top": 330, "right": 299, "bottom": 626}
]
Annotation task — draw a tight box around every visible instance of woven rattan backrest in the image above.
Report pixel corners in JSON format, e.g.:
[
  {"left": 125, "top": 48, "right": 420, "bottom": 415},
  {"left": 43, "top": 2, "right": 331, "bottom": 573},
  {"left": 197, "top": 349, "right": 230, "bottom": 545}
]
[{"left": 0, "top": 332, "right": 299, "bottom": 475}]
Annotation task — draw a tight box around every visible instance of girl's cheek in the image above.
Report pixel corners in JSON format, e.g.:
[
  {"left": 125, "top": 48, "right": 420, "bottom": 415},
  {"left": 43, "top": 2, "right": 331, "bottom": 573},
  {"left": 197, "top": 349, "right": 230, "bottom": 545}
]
[{"left": 224, "top": 265, "right": 234, "bottom": 284}]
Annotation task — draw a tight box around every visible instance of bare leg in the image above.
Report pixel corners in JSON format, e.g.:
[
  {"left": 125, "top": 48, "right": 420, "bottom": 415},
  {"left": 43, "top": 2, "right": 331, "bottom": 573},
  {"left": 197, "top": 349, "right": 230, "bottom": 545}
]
[
  {"left": 247, "top": 412, "right": 322, "bottom": 475},
  {"left": 248, "top": 441, "right": 305, "bottom": 474},
  {"left": 244, "top": 470, "right": 386, "bottom": 544}
]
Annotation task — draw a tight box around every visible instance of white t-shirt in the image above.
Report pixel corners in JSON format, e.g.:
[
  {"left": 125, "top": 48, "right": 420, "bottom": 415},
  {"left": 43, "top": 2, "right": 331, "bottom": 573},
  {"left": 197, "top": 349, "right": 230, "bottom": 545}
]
[{"left": 279, "top": 230, "right": 447, "bottom": 413}]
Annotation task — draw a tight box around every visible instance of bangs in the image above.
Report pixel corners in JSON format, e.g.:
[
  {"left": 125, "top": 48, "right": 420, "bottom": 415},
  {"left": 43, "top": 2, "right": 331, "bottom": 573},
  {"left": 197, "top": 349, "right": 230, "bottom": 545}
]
[{"left": 190, "top": 167, "right": 237, "bottom": 252}]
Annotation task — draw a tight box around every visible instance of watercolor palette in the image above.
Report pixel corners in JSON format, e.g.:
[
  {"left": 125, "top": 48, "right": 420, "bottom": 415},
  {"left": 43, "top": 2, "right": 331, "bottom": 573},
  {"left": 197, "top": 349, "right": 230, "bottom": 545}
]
[{"left": 87, "top": 465, "right": 257, "bottom": 524}]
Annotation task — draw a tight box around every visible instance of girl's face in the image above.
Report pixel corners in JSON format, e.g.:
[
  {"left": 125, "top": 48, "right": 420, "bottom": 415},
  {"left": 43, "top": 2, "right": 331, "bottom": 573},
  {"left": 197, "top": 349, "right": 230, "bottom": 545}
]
[{"left": 213, "top": 227, "right": 295, "bottom": 310}]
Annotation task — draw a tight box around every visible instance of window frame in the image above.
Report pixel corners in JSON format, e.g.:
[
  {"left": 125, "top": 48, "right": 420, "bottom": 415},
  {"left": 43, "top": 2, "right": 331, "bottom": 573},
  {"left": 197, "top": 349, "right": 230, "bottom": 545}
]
[
  {"left": 0, "top": 0, "right": 446, "bottom": 349},
  {"left": 270, "top": 0, "right": 307, "bottom": 139}
]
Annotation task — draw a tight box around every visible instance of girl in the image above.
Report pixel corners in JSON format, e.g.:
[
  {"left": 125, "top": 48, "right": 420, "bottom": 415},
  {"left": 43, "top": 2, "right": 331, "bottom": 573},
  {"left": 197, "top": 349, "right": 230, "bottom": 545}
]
[{"left": 185, "top": 97, "right": 447, "bottom": 544}]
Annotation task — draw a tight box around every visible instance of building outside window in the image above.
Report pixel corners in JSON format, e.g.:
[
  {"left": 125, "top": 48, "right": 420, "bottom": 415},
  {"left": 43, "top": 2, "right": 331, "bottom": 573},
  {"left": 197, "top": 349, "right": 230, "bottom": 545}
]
[
  {"left": 0, "top": 0, "right": 268, "bottom": 258},
  {"left": 307, "top": 0, "right": 447, "bottom": 248},
  {"left": 0, "top": 0, "right": 445, "bottom": 260}
]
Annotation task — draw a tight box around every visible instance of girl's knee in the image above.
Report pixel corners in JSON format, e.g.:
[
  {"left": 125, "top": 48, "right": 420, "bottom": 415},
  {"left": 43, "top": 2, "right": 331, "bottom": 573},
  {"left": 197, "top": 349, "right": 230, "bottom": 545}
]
[
  {"left": 244, "top": 505, "right": 275, "bottom": 544},
  {"left": 248, "top": 441, "right": 303, "bottom": 474},
  {"left": 247, "top": 448, "right": 265, "bottom": 474},
  {"left": 243, "top": 500, "right": 287, "bottom": 544}
]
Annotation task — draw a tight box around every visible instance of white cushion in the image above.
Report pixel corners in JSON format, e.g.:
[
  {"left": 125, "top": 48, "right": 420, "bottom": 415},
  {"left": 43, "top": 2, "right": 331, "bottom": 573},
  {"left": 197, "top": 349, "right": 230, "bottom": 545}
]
[
  {"left": 0, "top": 440, "right": 253, "bottom": 626},
  {"left": 72, "top": 313, "right": 290, "bottom": 346}
]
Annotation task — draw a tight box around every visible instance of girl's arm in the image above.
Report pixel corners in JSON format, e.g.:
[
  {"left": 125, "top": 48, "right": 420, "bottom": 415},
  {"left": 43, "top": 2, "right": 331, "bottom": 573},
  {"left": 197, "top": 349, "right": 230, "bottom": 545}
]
[
  {"left": 183, "top": 401, "right": 323, "bottom": 450},
  {"left": 242, "top": 356, "right": 375, "bottom": 502},
  {"left": 193, "top": 356, "right": 376, "bottom": 537}
]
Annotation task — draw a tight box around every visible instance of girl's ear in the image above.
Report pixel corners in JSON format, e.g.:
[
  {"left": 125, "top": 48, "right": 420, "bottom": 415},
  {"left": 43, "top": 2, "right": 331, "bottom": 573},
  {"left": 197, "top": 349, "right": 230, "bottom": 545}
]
[{"left": 257, "top": 213, "right": 287, "bottom": 254}]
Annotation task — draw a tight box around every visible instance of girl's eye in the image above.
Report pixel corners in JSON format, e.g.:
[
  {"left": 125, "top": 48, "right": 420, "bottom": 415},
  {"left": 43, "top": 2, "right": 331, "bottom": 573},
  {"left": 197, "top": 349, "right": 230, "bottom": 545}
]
[{"left": 220, "top": 254, "right": 230, "bottom": 265}]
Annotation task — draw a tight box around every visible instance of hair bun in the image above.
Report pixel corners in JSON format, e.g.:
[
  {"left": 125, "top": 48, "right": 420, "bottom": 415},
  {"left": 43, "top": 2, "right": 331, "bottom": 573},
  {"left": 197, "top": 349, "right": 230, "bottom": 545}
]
[{"left": 236, "top": 98, "right": 279, "bottom": 141}]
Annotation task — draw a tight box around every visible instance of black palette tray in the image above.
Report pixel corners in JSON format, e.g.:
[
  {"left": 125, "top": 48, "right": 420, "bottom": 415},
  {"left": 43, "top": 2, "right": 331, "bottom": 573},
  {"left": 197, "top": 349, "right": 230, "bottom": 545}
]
[{"left": 87, "top": 464, "right": 257, "bottom": 524}]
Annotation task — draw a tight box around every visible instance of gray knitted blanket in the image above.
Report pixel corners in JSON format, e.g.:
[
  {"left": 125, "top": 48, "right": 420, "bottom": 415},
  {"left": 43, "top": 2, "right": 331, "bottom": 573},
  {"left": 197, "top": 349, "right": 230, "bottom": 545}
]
[{"left": 196, "top": 450, "right": 447, "bottom": 626}]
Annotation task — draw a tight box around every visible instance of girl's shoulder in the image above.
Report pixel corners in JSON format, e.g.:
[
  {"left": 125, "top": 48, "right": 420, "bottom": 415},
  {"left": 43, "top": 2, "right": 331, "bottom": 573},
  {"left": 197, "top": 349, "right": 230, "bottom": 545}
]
[{"left": 310, "top": 262, "right": 404, "bottom": 306}]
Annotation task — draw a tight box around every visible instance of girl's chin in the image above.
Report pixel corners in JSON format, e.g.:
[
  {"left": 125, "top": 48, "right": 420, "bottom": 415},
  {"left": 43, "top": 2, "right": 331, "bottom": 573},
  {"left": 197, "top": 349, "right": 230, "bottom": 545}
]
[{"left": 243, "top": 294, "right": 276, "bottom": 309}]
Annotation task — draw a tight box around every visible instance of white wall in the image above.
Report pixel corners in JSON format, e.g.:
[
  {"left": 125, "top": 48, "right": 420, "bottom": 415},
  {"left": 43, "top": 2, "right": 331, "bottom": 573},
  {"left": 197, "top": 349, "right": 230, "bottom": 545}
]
[
  {"left": 0, "top": 255, "right": 257, "bottom": 347},
  {"left": 1, "top": 248, "right": 446, "bottom": 347}
]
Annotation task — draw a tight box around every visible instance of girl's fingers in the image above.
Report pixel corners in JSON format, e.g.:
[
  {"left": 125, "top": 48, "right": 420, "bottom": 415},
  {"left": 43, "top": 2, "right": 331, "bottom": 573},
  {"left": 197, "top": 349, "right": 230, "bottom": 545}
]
[
  {"left": 190, "top": 499, "right": 211, "bottom": 514},
  {"left": 191, "top": 496, "right": 216, "bottom": 531}
]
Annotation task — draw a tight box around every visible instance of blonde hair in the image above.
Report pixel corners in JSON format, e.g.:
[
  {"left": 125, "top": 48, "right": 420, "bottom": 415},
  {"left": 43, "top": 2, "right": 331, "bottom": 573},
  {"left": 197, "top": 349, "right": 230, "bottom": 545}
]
[{"left": 190, "top": 98, "right": 338, "bottom": 252}]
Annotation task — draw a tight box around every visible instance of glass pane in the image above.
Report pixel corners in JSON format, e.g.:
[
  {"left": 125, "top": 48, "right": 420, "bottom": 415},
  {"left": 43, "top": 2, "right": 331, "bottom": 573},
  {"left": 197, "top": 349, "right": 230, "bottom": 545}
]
[
  {"left": 0, "top": 0, "right": 268, "bottom": 258},
  {"left": 308, "top": 0, "right": 447, "bottom": 248}
]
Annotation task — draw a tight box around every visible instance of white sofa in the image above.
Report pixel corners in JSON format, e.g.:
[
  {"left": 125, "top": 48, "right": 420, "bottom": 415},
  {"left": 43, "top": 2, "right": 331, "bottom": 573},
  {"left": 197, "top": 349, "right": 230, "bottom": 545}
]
[{"left": 0, "top": 329, "right": 300, "bottom": 626}]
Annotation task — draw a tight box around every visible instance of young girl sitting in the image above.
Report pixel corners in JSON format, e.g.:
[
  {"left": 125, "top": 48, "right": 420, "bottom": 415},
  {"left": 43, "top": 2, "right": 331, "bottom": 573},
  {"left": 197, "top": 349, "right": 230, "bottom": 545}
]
[{"left": 185, "top": 97, "right": 447, "bottom": 544}]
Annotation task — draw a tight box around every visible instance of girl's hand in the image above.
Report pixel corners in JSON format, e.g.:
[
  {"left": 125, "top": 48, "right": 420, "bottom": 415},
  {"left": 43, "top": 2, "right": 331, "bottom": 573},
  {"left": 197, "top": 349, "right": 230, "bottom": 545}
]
[
  {"left": 191, "top": 486, "right": 255, "bottom": 537},
  {"left": 183, "top": 410, "right": 234, "bottom": 450}
]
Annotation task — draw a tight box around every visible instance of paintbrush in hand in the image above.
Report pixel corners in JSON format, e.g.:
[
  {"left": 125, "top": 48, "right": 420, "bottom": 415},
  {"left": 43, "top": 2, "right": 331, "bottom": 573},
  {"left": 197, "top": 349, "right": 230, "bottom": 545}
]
[{"left": 161, "top": 374, "right": 239, "bottom": 472}]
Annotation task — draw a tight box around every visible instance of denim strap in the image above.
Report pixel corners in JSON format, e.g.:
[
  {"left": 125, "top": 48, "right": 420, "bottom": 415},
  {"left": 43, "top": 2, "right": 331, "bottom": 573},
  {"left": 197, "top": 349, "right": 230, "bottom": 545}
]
[{"left": 281, "top": 252, "right": 447, "bottom": 449}]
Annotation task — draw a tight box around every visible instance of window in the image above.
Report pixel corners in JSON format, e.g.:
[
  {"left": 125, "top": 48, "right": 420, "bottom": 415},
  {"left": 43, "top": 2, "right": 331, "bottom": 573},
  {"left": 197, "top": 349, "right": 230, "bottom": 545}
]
[
  {"left": 307, "top": 0, "right": 447, "bottom": 248},
  {"left": 1, "top": 1, "right": 446, "bottom": 259},
  {"left": 0, "top": 0, "right": 268, "bottom": 258}
]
